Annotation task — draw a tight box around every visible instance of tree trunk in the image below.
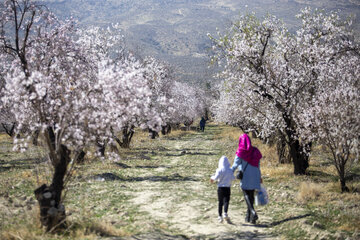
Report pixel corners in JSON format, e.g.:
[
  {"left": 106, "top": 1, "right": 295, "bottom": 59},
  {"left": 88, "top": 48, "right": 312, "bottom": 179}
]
[
  {"left": 283, "top": 114, "right": 310, "bottom": 175},
  {"left": 276, "top": 135, "right": 291, "bottom": 164},
  {"left": 113, "top": 126, "right": 135, "bottom": 148},
  {"left": 32, "top": 130, "right": 40, "bottom": 146},
  {"left": 34, "top": 144, "right": 70, "bottom": 232},
  {"left": 288, "top": 139, "right": 310, "bottom": 175},
  {"left": 204, "top": 108, "right": 209, "bottom": 120},
  {"left": 340, "top": 178, "right": 349, "bottom": 193},
  {"left": 161, "top": 126, "right": 166, "bottom": 135},
  {"left": 149, "top": 128, "right": 159, "bottom": 139},
  {"left": 166, "top": 125, "right": 172, "bottom": 134},
  {"left": 121, "top": 126, "right": 135, "bottom": 148},
  {"left": 338, "top": 159, "right": 349, "bottom": 193},
  {"left": 75, "top": 150, "right": 86, "bottom": 164},
  {"left": 161, "top": 124, "right": 172, "bottom": 135},
  {"left": 96, "top": 140, "right": 107, "bottom": 157},
  {"left": 2, "top": 122, "right": 16, "bottom": 137}
]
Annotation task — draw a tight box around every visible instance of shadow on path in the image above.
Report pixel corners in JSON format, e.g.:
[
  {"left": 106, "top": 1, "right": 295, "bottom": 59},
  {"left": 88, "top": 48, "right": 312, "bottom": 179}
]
[
  {"left": 0, "top": 157, "right": 47, "bottom": 172},
  {"left": 243, "top": 214, "right": 311, "bottom": 228},
  {"left": 105, "top": 230, "right": 275, "bottom": 240},
  {"left": 267, "top": 214, "right": 311, "bottom": 227},
  {"left": 90, "top": 172, "right": 199, "bottom": 182}
]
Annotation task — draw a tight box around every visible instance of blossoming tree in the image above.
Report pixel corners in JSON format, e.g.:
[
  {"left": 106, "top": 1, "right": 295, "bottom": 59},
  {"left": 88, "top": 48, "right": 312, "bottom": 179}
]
[
  {"left": 0, "top": 0, "right": 162, "bottom": 230},
  {"left": 295, "top": 9, "right": 360, "bottom": 192},
  {"left": 210, "top": 8, "right": 359, "bottom": 177}
]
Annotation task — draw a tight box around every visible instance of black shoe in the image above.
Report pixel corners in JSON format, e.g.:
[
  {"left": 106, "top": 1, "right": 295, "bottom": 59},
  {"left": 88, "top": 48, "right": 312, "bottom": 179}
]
[
  {"left": 250, "top": 213, "right": 258, "bottom": 224},
  {"left": 245, "top": 216, "right": 250, "bottom": 223}
]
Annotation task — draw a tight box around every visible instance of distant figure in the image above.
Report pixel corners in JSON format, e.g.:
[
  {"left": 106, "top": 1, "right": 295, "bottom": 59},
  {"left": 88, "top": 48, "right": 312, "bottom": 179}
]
[
  {"left": 210, "top": 156, "right": 235, "bottom": 223},
  {"left": 199, "top": 117, "right": 206, "bottom": 132},
  {"left": 232, "top": 133, "right": 262, "bottom": 224}
]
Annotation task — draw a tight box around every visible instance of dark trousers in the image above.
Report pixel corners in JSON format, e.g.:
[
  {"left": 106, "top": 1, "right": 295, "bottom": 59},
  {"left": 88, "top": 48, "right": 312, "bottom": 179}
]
[
  {"left": 243, "top": 189, "right": 256, "bottom": 220},
  {"left": 218, "top": 187, "right": 231, "bottom": 216}
]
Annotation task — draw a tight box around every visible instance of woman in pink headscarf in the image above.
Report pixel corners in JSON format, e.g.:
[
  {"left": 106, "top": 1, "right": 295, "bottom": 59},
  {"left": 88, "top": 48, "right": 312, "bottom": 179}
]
[{"left": 231, "top": 133, "right": 262, "bottom": 224}]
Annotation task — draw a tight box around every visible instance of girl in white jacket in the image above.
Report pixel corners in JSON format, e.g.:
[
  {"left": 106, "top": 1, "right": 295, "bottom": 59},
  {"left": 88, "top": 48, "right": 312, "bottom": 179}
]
[{"left": 210, "top": 156, "right": 235, "bottom": 223}]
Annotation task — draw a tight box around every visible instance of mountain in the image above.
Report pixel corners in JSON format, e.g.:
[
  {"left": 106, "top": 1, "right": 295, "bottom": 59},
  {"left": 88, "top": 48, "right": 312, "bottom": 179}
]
[{"left": 43, "top": 0, "right": 360, "bottom": 85}]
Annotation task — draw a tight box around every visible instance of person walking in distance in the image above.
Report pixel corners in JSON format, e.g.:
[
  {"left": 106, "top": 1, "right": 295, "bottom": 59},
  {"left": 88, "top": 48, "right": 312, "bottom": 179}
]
[
  {"left": 199, "top": 117, "right": 206, "bottom": 132},
  {"left": 210, "top": 156, "right": 235, "bottom": 223},
  {"left": 232, "top": 133, "right": 262, "bottom": 224}
]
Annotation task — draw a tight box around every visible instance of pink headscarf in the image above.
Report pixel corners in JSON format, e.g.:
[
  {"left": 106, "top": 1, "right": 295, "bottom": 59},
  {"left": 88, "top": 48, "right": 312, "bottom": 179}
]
[{"left": 235, "top": 133, "right": 262, "bottom": 167}]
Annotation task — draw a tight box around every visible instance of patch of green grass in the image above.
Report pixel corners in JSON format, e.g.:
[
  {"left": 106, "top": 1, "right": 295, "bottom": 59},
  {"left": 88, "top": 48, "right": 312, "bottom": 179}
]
[{"left": 282, "top": 224, "right": 310, "bottom": 240}]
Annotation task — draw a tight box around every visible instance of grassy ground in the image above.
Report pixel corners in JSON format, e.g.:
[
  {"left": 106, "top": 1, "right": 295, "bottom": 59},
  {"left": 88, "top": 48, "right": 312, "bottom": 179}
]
[{"left": 0, "top": 122, "right": 359, "bottom": 240}]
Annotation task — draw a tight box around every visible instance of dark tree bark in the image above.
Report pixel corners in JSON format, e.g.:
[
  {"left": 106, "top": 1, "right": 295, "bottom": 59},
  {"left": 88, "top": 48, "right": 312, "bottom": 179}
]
[
  {"left": 161, "top": 124, "right": 172, "bottom": 135},
  {"left": 329, "top": 146, "right": 350, "bottom": 193},
  {"left": 121, "top": 126, "right": 135, "bottom": 147},
  {"left": 113, "top": 125, "right": 135, "bottom": 148},
  {"left": 34, "top": 127, "right": 71, "bottom": 232},
  {"left": 32, "top": 129, "right": 40, "bottom": 146},
  {"left": 2, "top": 122, "right": 16, "bottom": 137},
  {"left": 288, "top": 139, "right": 310, "bottom": 175},
  {"left": 283, "top": 114, "right": 310, "bottom": 175},
  {"left": 340, "top": 176, "right": 349, "bottom": 193},
  {"left": 96, "top": 139, "right": 107, "bottom": 157},
  {"left": 75, "top": 150, "right": 86, "bottom": 164},
  {"left": 204, "top": 108, "right": 210, "bottom": 121},
  {"left": 276, "top": 134, "right": 291, "bottom": 164},
  {"left": 149, "top": 128, "right": 159, "bottom": 139},
  {"left": 338, "top": 160, "right": 349, "bottom": 192}
]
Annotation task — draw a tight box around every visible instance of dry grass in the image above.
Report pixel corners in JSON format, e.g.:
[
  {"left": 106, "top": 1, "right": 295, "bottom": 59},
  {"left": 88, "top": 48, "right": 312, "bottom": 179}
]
[
  {"left": 79, "top": 220, "right": 131, "bottom": 238},
  {"left": 214, "top": 125, "right": 243, "bottom": 142},
  {"left": 0, "top": 133, "right": 12, "bottom": 142},
  {"left": 261, "top": 164, "right": 294, "bottom": 180},
  {"left": 296, "top": 181, "right": 323, "bottom": 204},
  {"left": 0, "top": 209, "right": 131, "bottom": 240},
  {"left": 0, "top": 208, "right": 42, "bottom": 240}
]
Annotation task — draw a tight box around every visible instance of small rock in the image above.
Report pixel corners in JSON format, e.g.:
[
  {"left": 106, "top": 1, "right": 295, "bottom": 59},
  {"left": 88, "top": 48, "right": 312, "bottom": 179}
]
[
  {"left": 312, "top": 221, "right": 324, "bottom": 229},
  {"left": 15, "top": 181, "right": 23, "bottom": 187},
  {"left": 303, "top": 219, "right": 312, "bottom": 225}
]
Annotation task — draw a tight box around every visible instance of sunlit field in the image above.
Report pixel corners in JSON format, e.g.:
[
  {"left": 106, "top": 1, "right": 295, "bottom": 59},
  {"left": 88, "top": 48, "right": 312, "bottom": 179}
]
[{"left": 1, "top": 122, "right": 359, "bottom": 240}]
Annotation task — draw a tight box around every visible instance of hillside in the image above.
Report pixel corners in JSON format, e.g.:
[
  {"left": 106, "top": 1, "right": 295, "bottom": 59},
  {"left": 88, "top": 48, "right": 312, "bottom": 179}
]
[{"left": 42, "top": 0, "right": 360, "bottom": 85}]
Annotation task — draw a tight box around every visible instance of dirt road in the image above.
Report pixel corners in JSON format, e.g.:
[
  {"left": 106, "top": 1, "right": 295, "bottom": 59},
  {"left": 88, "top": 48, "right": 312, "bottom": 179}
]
[{"left": 117, "top": 125, "right": 277, "bottom": 239}]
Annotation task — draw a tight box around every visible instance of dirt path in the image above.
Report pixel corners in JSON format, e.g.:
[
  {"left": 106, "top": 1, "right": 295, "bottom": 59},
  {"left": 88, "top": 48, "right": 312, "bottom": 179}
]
[{"left": 120, "top": 126, "right": 277, "bottom": 239}]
